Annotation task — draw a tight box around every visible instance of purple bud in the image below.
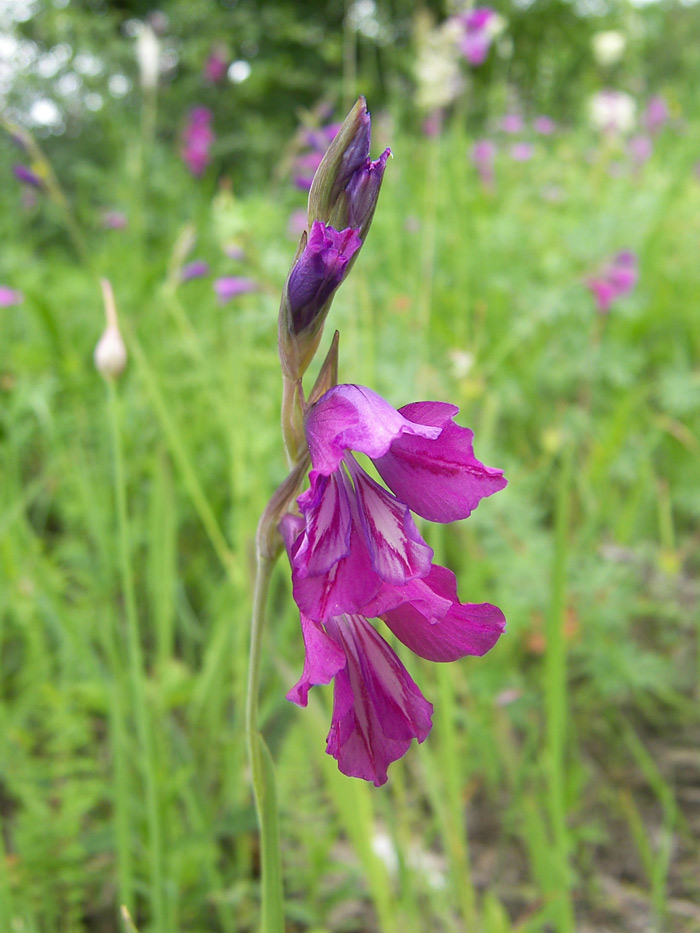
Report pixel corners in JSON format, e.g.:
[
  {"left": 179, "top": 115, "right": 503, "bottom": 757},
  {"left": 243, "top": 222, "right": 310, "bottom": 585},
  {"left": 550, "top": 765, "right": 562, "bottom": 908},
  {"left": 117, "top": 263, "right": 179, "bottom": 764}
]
[
  {"left": 345, "top": 148, "right": 391, "bottom": 231},
  {"left": 181, "top": 260, "right": 210, "bottom": 282},
  {"left": 286, "top": 221, "right": 361, "bottom": 334},
  {"left": 308, "top": 98, "right": 371, "bottom": 225},
  {"left": 13, "top": 164, "right": 44, "bottom": 190}
]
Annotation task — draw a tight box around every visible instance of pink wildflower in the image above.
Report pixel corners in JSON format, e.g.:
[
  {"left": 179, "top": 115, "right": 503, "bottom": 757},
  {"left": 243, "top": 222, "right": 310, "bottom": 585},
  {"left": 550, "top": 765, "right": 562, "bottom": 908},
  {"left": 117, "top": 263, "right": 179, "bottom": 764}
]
[
  {"left": 643, "top": 95, "right": 669, "bottom": 135},
  {"left": 283, "top": 386, "right": 507, "bottom": 784},
  {"left": 0, "top": 286, "right": 24, "bottom": 307},
  {"left": 181, "top": 107, "right": 215, "bottom": 177},
  {"left": 213, "top": 276, "right": 258, "bottom": 302},
  {"left": 456, "top": 7, "right": 499, "bottom": 67},
  {"left": 586, "top": 250, "right": 638, "bottom": 313}
]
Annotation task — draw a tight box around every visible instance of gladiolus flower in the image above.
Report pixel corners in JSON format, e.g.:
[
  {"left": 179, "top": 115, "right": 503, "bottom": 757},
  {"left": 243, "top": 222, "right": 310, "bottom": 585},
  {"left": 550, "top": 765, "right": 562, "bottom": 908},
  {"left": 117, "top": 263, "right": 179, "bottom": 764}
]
[{"left": 282, "top": 385, "right": 507, "bottom": 784}]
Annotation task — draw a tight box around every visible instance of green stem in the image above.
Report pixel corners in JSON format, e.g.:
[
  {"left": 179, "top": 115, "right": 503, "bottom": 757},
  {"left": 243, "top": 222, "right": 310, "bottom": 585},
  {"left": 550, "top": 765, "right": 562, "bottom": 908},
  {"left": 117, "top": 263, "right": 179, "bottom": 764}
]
[
  {"left": 246, "top": 549, "right": 284, "bottom": 932},
  {"left": 107, "top": 380, "right": 167, "bottom": 930}
]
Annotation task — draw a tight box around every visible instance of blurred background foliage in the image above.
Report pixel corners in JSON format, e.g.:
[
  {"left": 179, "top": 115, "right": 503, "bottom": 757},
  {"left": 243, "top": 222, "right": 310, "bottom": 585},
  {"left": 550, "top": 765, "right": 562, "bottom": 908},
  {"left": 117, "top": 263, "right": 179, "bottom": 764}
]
[{"left": 4, "top": 0, "right": 700, "bottom": 188}]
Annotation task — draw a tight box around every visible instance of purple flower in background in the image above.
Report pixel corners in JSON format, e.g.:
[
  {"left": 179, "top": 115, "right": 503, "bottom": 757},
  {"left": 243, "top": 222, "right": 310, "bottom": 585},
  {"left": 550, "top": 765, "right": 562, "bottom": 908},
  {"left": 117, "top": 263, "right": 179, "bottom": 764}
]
[
  {"left": 286, "top": 222, "right": 362, "bottom": 333},
  {"left": 422, "top": 110, "right": 444, "bottom": 138},
  {"left": 294, "top": 121, "right": 341, "bottom": 190},
  {"left": 533, "top": 115, "right": 556, "bottom": 135},
  {"left": 214, "top": 276, "right": 258, "bottom": 302},
  {"left": 627, "top": 134, "right": 653, "bottom": 168},
  {"left": 101, "top": 210, "right": 128, "bottom": 230},
  {"left": 181, "top": 107, "right": 215, "bottom": 177},
  {"left": 282, "top": 386, "right": 507, "bottom": 784},
  {"left": 456, "top": 7, "right": 499, "bottom": 66},
  {"left": 0, "top": 285, "right": 24, "bottom": 307},
  {"left": 224, "top": 243, "right": 245, "bottom": 261},
  {"left": 293, "top": 151, "right": 324, "bottom": 191},
  {"left": 287, "top": 209, "right": 308, "bottom": 238},
  {"left": 181, "top": 260, "right": 210, "bottom": 282},
  {"left": 13, "top": 164, "right": 44, "bottom": 190},
  {"left": 204, "top": 48, "right": 228, "bottom": 84},
  {"left": 643, "top": 95, "right": 669, "bottom": 135},
  {"left": 586, "top": 250, "right": 638, "bottom": 313},
  {"left": 471, "top": 139, "right": 497, "bottom": 187},
  {"left": 509, "top": 142, "right": 534, "bottom": 162},
  {"left": 501, "top": 113, "right": 524, "bottom": 134}
]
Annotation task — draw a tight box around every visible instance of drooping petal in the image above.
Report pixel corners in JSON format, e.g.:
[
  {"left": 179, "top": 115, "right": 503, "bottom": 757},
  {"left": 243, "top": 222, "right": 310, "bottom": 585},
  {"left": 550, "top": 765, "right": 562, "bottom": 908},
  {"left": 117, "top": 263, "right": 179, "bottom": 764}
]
[
  {"left": 382, "top": 564, "right": 506, "bottom": 661},
  {"left": 294, "top": 471, "right": 352, "bottom": 578},
  {"left": 324, "top": 614, "right": 433, "bottom": 786},
  {"left": 347, "top": 458, "right": 434, "bottom": 585},
  {"left": 305, "top": 384, "right": 441, "bottom": 476},
  {"left": 286, "top": 613, "right": 347, "bottom": 707},
  {"left": 373, "top": 401, "right": 507, "bottom": 523}
]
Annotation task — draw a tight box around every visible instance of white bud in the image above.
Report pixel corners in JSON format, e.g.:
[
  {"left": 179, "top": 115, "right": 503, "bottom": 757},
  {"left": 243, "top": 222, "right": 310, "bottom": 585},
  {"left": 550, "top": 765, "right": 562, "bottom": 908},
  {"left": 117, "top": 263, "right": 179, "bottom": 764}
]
[
  {"left": 136, "top": 24, "right": 160, "bottom": 89},
  {"left": 95, "top": 279, "right": 127, "bottom": 379},
  {"left": 592, "top": 30, "right": 626, "bottom": 67}
]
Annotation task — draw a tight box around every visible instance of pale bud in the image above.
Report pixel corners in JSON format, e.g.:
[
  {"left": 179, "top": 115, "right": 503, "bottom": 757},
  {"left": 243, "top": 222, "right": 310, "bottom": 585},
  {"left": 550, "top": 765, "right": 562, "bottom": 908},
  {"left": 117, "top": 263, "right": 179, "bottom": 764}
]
[
  {"left": 136, "top": 23, "right": 160, "bottom": 89},
  {"left": 94, "top": 279, "right": 127, "bottom": 379},
  {"left": 591, "top": 30, "right": 626, "bottom": 67}
]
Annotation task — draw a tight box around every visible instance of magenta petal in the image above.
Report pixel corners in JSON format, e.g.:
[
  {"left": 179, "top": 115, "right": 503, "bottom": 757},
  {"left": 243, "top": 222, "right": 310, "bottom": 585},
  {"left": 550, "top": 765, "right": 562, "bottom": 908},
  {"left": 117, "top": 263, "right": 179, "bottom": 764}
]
[
  {"left": 305, "top": 385, "right": 441, "bottom": 476},
  {"left": 382, "top": 565, "right": 506, "bottom": 661},
  {"left": 291, "top": 509, "right": 382, "bottom": 622},
  {"left": 373, "top": 402, "right": 507, "bottom": 523},
  {"left": 325, "top": 615, "right": 433, "bottom": 786},
  {"left": 286, "top": 613, "right": 347, "bottom": 707},
  {"left": 348, "top": 459, "right": 434, "bottom": 586},
  {"left": 295, "top": 472, "right": 352, "bottom": 577}
]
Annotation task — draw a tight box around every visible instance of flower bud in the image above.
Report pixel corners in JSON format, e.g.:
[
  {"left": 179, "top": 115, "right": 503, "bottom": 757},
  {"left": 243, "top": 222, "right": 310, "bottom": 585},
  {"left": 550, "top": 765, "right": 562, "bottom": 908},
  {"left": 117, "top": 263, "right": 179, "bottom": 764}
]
[
  {"left": 307, "top": 97, "right": 371, "bottom": 227},
  {"left": 136, "top": 23, "right": 160, "bottom": 89},
  {"left": 279, "top": 222, "right": 360, "bottom": 379},
  {"left": 94, "top": 279, "right": 127, "bottom": 379},
  {"left": 336, "top": 147, "right": 391, "bottom": 237}
]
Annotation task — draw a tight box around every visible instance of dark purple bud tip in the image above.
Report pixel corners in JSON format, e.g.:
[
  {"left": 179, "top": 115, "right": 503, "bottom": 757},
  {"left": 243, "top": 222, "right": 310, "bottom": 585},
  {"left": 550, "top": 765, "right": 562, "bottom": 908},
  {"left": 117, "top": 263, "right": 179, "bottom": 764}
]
[
  {"left": 308, "top": 97, "right": 371, "bottom": 225},
  {"left": 287, "top": 221, "right": 362, "bottom": 334},
  {"left": 345, "top": 148, "right": 391, "bottom": 231},
  {"left": 13, "top": 163, "right": 44, "bottom": 190}
]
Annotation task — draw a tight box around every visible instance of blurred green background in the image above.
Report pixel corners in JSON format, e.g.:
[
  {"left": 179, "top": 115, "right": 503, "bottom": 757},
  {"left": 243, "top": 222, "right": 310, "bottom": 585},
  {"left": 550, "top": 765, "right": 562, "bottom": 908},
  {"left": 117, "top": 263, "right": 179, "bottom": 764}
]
[{"left": 1, "top": 1, "right": 699, "bottom": 931}]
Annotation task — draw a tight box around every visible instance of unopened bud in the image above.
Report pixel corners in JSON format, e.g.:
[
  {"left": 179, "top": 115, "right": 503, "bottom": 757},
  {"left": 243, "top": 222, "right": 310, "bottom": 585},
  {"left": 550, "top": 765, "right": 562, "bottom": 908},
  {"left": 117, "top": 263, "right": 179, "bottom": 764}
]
[
  {"left": 279, "top": 222, "right": 360, "bottom": 378},
  {"left": 308, "top": 97, "right": 371, "bottom": 227},
  {"left": 136, "top": 23, "right": 160, "bottom": 89},
  {"left": 94, "top": 279, "right": 127, "bottom": 379}
]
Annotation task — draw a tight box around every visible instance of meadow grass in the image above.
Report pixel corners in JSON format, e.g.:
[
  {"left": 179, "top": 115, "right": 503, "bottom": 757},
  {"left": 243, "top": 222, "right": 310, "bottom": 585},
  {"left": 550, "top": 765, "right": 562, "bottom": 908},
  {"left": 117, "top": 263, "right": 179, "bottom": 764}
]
[{"left": 1, "top": 111, "right": 699, "bottom": 932}]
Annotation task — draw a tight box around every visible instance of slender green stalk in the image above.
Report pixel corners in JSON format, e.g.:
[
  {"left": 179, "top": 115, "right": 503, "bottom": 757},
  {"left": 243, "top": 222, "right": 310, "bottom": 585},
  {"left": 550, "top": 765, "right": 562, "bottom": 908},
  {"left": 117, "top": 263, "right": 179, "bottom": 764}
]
[
  {"left": 107, "top": 380, "right": 166, "bottom": 930},
  {"left": 544, "top": 445, "right": 575, "bottom": 931},
  {"left": 245, "top": 549, "right": 284, "bottom": 932}
]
